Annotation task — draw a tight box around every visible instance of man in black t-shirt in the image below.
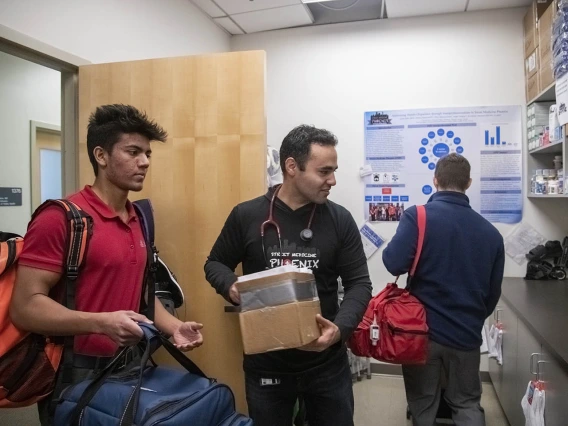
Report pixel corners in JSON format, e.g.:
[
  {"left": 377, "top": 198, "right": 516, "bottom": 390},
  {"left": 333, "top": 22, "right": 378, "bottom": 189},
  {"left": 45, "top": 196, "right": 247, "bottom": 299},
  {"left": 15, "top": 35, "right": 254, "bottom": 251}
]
[{"left": 204, "top": 125, "right": 372, "bottom": 426}]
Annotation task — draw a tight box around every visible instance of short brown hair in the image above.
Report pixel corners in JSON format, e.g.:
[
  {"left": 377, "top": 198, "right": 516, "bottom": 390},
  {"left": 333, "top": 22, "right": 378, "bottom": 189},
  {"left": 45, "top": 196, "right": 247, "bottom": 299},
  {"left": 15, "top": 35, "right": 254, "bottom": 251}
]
[{"left": 434, "top": 153, "right": 471, "bottom": 191}]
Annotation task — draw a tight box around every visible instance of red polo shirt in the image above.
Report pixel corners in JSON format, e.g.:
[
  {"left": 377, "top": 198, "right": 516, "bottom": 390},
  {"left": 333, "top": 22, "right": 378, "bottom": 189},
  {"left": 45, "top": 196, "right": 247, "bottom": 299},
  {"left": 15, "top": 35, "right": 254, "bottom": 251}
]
[{"left": 18, "top": 186, "right": 147, "bottom": 356}]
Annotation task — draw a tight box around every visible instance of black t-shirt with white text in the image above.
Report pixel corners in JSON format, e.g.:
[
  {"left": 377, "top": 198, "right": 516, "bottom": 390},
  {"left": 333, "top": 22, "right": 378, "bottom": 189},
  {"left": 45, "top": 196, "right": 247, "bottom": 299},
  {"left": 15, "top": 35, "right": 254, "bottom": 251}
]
[{"left": 205, "top": 188, "right": 372, "bottom": 374}]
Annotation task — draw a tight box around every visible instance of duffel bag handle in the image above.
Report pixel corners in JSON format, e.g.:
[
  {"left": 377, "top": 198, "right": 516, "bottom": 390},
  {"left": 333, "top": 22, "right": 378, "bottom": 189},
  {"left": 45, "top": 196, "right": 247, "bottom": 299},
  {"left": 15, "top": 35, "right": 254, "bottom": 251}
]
[
  {"left": 121, "top": 324, "right": 208, "bottom": 425},
  {"left": 69, "top": 323, "right": 208, "bottom": 426},
  {"left": 138, "top": 323, "right": 206, "bottom": 378}
]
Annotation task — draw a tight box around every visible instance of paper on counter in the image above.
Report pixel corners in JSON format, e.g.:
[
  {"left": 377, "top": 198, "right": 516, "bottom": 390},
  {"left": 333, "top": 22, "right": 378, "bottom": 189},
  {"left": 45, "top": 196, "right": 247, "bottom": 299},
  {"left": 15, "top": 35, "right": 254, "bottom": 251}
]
[{"left": 504, "top": 222, "right": 547, "bottom": 265}]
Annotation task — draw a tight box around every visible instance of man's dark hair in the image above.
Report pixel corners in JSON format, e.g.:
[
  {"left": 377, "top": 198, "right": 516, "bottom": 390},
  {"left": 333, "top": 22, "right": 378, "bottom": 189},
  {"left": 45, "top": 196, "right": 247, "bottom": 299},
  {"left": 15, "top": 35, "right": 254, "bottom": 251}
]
[
  {"left": 279, "top": 125, "right": 338, "bottom": 174},
  {"left": 434, "top": 153, "right": 471, "bottom": 191},
  {"left": 87, "top": 104, "right": 168, "bottom": 176}
]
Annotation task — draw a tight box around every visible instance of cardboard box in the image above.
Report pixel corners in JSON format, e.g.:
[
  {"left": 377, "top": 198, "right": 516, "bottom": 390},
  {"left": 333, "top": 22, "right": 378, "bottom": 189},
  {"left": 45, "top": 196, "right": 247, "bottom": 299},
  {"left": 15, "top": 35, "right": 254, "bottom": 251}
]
[
  {"left": 539, "top": 58, "right": 554, "bottom": 89},
  {"left": 239, "top": 300, "right": 321, "bottom": 355},
  {"left": 538, "top": 2, "right": 555, "bottom": 64},
  {"left": 535, "top": 0, "right": 555, "bottom": 19},
  {"left": 526, "top": 48, "right": 539, "bottom": 78},
  {"left": 236, "top": 269, "right": 322, "bottom": 355},
  {"left": 524, "top": 4, "right": 538, "bottom": 57},
  {"left": 525, "top": 1, "right": 555, "bottom": 57},
  {"left": 527, "top": 72, "right": 540, "bottom": 102}
]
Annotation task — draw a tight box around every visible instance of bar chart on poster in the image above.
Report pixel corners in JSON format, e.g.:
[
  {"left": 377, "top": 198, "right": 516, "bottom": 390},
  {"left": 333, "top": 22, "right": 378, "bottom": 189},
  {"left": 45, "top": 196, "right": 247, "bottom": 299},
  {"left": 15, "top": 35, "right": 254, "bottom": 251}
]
[
  {"left": 484, "top": 125, "right": 508, "bottom": 146},
  {"left": 363, "top": 106, "right": 523, "bottom": 224}
]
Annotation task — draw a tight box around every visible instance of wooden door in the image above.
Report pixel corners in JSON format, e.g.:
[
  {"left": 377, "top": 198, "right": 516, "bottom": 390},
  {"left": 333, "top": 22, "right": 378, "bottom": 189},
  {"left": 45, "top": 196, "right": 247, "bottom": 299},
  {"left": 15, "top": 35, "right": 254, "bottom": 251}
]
[{"left": 78, "top": 51, "right": 266, "bottom": 413}]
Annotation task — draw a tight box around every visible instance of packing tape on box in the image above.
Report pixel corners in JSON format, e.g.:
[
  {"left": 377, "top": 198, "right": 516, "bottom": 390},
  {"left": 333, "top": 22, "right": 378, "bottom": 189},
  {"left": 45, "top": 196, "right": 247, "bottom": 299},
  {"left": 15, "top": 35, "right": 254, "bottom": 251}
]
[{"left": 240, "top": 278, "right": 319, "bottom": 312}]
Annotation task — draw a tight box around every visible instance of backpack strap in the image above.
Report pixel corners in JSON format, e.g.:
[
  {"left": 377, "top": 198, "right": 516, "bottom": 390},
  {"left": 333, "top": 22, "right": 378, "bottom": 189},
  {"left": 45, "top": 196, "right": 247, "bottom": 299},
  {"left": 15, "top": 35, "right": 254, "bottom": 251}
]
[
  {"left": 409, "top": 205, "right": 426, "bottom": 278},
  {"left": 31, "top": 199, "right": 92, "bottom": 303},
  {"left": 0, "top": 232, "right": 22, "bottom": 241},
  {"left": 0, "top": 233, "right": 22, "bottom": 275},
  {"left": 32, "top": 199, "right": 93, "bottom": 416},
  {"left": 132, "top": 199, "right": 157, "bottom": 322},
  {"left": 133, "top": 199, "right": 154, "bottom": 245}
]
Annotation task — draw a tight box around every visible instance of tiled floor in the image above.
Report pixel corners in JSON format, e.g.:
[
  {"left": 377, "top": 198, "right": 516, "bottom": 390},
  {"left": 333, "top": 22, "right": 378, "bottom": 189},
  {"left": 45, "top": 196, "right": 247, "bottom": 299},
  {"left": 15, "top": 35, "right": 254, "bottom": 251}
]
[
  {"left": 353, "top": 375, "right": 510, "bottom": 426},
  {"left": 0, "top": 375, "right": 509, "bottom": 426}
]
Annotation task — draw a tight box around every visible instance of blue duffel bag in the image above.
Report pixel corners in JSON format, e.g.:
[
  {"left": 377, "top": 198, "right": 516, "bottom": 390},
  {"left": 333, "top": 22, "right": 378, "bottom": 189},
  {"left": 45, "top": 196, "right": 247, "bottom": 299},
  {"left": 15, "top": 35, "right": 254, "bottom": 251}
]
[{"left": 54, "top": 324, "right": 253, "bottom": 426}]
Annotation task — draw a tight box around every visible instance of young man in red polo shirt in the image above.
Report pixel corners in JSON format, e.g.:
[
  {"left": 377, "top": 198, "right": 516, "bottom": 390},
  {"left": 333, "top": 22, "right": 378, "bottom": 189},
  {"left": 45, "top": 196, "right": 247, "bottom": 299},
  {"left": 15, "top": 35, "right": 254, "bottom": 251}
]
[{"left": 9, "top": 104, "right": 203, "bottom": 425}]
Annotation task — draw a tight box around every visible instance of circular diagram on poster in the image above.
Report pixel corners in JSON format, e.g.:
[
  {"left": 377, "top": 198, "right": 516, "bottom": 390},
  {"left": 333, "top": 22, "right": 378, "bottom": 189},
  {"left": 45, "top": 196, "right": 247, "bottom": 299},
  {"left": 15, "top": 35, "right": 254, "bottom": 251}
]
[{"left": 418, "top": 128, "right": 464, "bottom": 170}]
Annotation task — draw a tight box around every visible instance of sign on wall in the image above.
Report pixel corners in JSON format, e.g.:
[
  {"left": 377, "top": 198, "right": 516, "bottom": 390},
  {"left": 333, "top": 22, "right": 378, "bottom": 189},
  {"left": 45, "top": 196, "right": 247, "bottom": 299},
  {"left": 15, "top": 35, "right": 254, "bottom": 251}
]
[
  {"left": 0, "top": 187, "right": 23, "bottom": 206},
  {"left": 363, "top": 106, "right": 523, "bottom": 224}
]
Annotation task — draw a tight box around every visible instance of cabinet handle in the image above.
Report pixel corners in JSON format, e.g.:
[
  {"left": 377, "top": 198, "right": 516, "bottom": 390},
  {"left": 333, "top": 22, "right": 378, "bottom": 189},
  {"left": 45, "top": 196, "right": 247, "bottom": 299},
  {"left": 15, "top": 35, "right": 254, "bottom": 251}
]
[
  {"left": 530, "top": 353, "right": 540, "bottom": 375},
  {"left": 495, "top": 308, "right": 503, "bottom": 322},
  {"left": 493, "top": 306, "right": 501, "bottom": 320},
  {"left": 537, "top": 360, "right": 549, "bottom": 382}
]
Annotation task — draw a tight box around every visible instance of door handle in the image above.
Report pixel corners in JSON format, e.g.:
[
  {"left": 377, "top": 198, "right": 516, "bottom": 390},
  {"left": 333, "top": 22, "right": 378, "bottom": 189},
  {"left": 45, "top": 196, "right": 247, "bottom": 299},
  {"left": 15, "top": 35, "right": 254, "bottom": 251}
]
[{"left": 530, "top": 353, "right": 540, "bottom": 376}]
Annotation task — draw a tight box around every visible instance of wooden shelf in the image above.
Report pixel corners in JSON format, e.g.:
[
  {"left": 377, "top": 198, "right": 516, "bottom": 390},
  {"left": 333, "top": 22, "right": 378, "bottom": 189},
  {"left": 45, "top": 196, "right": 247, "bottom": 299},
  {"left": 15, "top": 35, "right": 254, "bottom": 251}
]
[
  {"left": 528, "top": 139, "right": 564, "bottom": 154},
  {"left": 528, "top": 82, "right": 556, "bottom": 104},
  {"left": 527, "top": 193, "right": 567, "bottom": 199}
]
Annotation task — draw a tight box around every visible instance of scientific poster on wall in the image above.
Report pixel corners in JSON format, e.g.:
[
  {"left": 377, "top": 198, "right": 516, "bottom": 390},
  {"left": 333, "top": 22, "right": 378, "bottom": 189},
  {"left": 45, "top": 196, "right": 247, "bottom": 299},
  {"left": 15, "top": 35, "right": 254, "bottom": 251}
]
[{"left": 363, "top": 106, "right": 523, "bottom": 224}]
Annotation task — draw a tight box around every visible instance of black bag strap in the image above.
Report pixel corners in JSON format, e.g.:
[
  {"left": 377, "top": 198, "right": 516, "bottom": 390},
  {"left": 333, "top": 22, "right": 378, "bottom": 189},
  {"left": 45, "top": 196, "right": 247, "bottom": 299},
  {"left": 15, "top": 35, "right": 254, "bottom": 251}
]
[
  {"left": 70, "top": 324, "right": 207, "bottom": 426},
  {"left": 133, "top": 199, "right": 158, "bottom": 322},
  {"left": 0, "top": 232, "right": 22, "bottom": 242},
  {"left": 133, "top": 199, "right": 155, "bottom": 244},
  {"left": 32, "top": 200, "right": 93, "bottom": 415},
  {"left": 0, "top": 234, "right": 22, "bottom": 275}
]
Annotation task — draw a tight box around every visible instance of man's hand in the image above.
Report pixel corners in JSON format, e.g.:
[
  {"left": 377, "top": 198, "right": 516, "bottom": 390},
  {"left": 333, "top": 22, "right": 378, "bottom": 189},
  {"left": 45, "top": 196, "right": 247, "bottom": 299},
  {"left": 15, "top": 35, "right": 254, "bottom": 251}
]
[
  {"left": 298, "top": 314, "right": 341, "bottom": 352},
  {"left": 99, "top": 311, "right": 152, "bottom": 347},
  {"left": 173, "top": 322, "right": 204, "bottom": 351},
  {"left": 229, "top": 282, "right": 240, "bottom": 304}
]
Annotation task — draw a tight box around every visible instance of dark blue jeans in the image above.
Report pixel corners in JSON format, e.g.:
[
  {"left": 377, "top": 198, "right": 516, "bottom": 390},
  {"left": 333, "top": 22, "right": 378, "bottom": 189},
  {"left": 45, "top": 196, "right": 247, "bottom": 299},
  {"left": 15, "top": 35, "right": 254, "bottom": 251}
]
[{"left": 245, "top": 352, "right": 354, "bottom": 426}]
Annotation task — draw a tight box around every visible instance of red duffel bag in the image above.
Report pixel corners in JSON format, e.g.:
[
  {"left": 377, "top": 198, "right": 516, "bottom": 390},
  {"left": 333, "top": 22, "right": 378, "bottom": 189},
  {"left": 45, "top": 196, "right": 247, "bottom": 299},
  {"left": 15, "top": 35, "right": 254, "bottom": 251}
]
[{"left": 349, "top": 205, "right": 428, "bottom": 365}]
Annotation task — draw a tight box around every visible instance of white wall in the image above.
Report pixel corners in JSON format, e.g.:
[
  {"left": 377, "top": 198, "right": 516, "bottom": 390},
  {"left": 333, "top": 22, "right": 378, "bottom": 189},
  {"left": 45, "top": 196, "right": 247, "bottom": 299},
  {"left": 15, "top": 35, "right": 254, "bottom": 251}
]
[
  {"left": 0, "top": 0, "right": 230, "bottom": 64},
  {"left": 232, "top": 8, "right": 568, "bottom": 285},
  {"left": 0, "top": 51, "right": 61, "bottom": 235}
]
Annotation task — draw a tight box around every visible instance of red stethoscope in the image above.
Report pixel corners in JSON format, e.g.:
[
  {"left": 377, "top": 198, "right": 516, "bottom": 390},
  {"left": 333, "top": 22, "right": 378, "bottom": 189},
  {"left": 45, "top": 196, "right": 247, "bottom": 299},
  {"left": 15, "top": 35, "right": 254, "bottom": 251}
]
[{"left": 261, "top": 184, "right": 317, "bottom": 268}]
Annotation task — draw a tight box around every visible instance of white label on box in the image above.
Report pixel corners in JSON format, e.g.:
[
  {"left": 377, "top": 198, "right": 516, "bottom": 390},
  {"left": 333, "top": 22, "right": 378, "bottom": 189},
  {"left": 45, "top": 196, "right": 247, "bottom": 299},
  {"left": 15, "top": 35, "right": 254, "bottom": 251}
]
[{"left": 527, "top": 53, "right": 537, "bottom": 73}]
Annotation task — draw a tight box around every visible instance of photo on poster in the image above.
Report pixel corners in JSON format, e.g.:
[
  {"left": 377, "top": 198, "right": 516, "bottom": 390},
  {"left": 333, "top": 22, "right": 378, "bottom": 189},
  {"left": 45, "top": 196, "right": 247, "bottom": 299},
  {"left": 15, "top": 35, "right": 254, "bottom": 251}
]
[
  {"left": 363, "top": 107, "right": 523, "bottom": 224},
  {"left": 367, "top": 202, "right": 405, "bottom": 222}
]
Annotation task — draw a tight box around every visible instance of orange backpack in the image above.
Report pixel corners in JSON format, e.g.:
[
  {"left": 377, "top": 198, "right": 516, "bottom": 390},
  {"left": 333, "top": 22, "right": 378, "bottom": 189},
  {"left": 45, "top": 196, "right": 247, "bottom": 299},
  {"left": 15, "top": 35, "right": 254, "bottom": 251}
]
[{"left": 0, "top": 199, "right": 91, "bottom": 407}]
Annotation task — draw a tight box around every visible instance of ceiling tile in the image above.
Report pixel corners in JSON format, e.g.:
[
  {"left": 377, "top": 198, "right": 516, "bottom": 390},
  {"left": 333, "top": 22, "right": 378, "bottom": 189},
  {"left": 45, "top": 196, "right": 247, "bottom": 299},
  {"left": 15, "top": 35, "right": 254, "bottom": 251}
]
[
  {"left": 467, "top": 0, "right": 532, "bottom": 11},
  {"left": 232, "top": 4, "right": 313, "bottom": 33},
  {"left": 191, "top": 0, "right": 226, "bottom": 18},
  {"left": 385, "top": 0, "right": 467, "bottom": 18},
  {"left": 213, "top": 17, "right": 245, "bottom": 34},
  {"left": 214, "top": 0, "right": 302, "bottom": 16}
]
